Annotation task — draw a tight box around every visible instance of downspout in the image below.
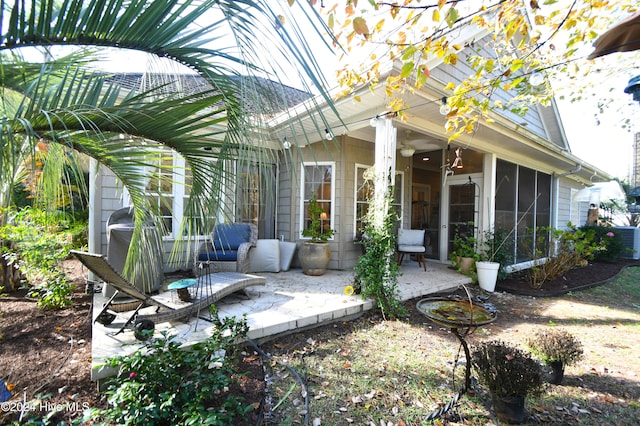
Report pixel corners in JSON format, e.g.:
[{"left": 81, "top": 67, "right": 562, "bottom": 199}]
[
  {"left": 557, "top": 163, "right": 582, "bottom": 178},
  {"left": 552, "top": 163, "right": 582, "bottom": 229}
]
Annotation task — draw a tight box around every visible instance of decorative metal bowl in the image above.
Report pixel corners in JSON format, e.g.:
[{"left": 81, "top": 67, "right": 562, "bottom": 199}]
[{"left": 416, "top": 298, "right": 497, "bottom": 328}]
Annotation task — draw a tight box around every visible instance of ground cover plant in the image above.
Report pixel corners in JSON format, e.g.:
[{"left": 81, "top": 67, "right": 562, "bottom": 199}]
[{"left": 85, "top": 311, "right": 253, "bottom": 425}]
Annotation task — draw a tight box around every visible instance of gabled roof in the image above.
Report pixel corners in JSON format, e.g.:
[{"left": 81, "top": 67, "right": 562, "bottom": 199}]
[{"left": 105, "top": 72, "right": 312, "bottom": 116}]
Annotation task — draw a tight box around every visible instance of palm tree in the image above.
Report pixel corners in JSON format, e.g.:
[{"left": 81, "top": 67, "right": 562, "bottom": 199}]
[{"left": 0, "top": 0, "right": 337, "bottom": 289}]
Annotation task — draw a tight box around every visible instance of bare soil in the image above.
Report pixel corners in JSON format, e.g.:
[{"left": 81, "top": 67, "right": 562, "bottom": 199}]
[{"left": 0, "top": 258, "right": 638, "bottom": 424}]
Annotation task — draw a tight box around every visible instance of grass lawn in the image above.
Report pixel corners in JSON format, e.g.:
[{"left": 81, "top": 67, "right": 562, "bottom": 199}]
[{"left": 261, "top": 266, "right": 640, "bottom": 425}]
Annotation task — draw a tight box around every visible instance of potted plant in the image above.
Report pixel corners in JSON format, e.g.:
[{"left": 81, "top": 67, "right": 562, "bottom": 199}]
[
  {"left": 527, "top": 328, "right": 584, "bottom": 385},
  {"left": 299, "top": 193, "right": 335, "bottom": 276},
  {"left": 472, "top": 340, "right": 544, "bottom": 424},
  {"left": 450, "top": 230, "right": 479, "bottom": 274},
  {"left": 476, "top": 228, "right": 513, "bottom": 292}
]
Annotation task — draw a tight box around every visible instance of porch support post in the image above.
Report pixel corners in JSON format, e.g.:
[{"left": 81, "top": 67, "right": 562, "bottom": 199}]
[
  {"left": 481, "top": 153, "right": 496, "bottom": 236},
  {"left": 372, "top": 116, "right": 397, "bottom": 229}
]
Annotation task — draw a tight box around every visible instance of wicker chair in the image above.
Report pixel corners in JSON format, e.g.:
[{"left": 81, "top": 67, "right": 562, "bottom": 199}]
[{"left": 196, "top": 223, "right": 258, "bottom": 275}]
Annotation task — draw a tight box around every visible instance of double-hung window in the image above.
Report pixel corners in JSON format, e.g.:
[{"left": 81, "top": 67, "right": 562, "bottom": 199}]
[
  {"left": 301, "top": 162, "right": 335, "bottom": 239},
  {"left": 354, "top": 165, "right": 404, "bottom": 237}
]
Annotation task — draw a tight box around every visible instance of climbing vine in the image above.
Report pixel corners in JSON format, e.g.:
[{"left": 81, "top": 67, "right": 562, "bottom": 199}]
[{"left": 354, "top": 188, "right": 406, "bottom": 320}]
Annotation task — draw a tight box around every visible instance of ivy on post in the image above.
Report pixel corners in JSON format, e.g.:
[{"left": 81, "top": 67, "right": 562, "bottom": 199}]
[{"left": 354, "top": 115, "right": 406, "bottom": 319}]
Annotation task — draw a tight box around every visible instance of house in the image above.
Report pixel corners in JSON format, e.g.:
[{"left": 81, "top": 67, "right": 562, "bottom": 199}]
[{"left": 87, "top": 36, "right": 611, "bottom": 275}]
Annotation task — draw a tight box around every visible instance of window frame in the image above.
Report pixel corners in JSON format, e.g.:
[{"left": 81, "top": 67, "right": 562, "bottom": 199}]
[{"left": 354, "top": 164, "right": 404, "bottom": 238}]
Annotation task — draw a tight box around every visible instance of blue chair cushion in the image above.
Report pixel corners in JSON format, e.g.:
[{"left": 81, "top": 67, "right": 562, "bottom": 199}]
[
  {"left": 198, "top": 250, "right": 238, "bottom": 262},
  {"left": 212, "top": 224, "right": 251, "bottom": 250}
]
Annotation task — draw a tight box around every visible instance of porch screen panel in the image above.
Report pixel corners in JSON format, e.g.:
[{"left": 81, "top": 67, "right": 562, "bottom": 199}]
[
  {"left": 495, "top": 160, "right": 517, "bottom": 262},
  {"left": 495, "top": 159, "right": 552, "bottom": 265},
  {"left": 517, "top": 167, "right": 536, "bottom": 262},
  {"left": 535, "top": 172, "right": 552, "bottom": 256}
]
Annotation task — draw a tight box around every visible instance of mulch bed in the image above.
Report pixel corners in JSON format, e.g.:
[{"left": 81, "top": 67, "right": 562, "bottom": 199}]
[{"left": 496, "top": 258, "right": 640, "bottom": 296}]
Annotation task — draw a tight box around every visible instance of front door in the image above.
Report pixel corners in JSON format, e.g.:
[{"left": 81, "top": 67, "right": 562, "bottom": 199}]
[{"left": 441, "top": 174, "right": 481, "bottom": 261}]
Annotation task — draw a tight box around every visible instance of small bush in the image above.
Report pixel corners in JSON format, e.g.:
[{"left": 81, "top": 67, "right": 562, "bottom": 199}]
[
  {"left": 472, "top": 340, "right": 543, "bottom": 398},
  {"left": 579, "top": 225, "right": 625, "bottom": 262},
  {"left": 0, "top": 207, "right": 86, "bottom": 309},
  {"left": 527, "top": 328, "right": 584, "bottom": 366},
  {"left": 87, "top": 313, "right": 252, "bottom": 425},
  {"left": 527, "top": 224, "right": 601, "bottom": 289}
]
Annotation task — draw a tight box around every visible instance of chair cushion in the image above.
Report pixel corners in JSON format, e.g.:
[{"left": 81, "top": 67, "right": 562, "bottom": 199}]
[
  {"left": 398, "top": 244, "right": 426, "bottom": 253},
  {"left": 249, "top": 239, "right": 281, "bottom": 273},
  {"left": 279, "top": 241, "right": 297, "bottom": 272},
  {"left": 398, "top": 229, "right": 425, "bottom": 246},
  {"left": 213, "top": 223, "right": 252, "bottom": 250},
  {"left": 198, "top": 250, "right": 238, "bottom": 262}
]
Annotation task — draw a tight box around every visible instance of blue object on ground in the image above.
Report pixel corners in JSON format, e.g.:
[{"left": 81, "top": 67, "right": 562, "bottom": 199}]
[
  {"left": 0, "top": 379, "right": 11, "bottom": 402},
  {"left": 168, "top": 278, "right": 198, "bottom": 290}
]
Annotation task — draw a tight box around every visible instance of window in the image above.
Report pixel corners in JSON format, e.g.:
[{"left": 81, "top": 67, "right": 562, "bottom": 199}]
[
  {"left": 355, "top": 165, "right": 374, "bottom": 238},
  {"left": 354, "top": 165, "right": 404, "bottom": 238},
  {"left": 495, "top": 159, "right": 551, "bottom": 264},
  {"left": 301, "top": 163, "right": 335, "bottom": 239},
  {"left": 237, "top": 163, "right": 277, "bottom": 239},
  {"left": 145, "top": 151, "right": 177, "bottom": 235}
]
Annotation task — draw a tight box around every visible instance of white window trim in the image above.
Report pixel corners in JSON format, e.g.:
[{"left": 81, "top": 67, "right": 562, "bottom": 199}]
[{"left": 300, "top": 161, "right": 336, "bottom": 240}]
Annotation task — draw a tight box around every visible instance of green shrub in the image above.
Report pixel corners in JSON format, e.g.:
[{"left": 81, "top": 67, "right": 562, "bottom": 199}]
[
  {"left": 527, "top": 224, "right": 601, "bottom": 289},
  {"left": 0, "top": 207, "right": 86, "bottom": 309},
  {"left": 86, "top": 313, "right": 252, "bottom": 425},
  {"left": 579, "top": 225, "right": 625, "bottom": 262}
]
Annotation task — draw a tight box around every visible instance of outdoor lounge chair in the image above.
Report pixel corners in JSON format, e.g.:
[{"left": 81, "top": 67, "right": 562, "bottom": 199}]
[{"left": 71, "top": 250, "right": 265, "bottom": 340}]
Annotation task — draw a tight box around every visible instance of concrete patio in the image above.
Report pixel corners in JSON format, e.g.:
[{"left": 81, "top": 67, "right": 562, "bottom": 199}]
[{"left": 90, "top": 260, "right": 472, "bottom": 381}]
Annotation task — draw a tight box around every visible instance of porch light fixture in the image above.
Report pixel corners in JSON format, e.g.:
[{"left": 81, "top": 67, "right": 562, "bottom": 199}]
[
  {"left": 529, "top": 71, "right": 544, "bottom": 87},
  {"left": 324, "top": 128, "right": 334, "bottom": 140},
  {"left": 282, "top": 137, "right": 291, "bottom": 150},
  {"left": 439, "top": 97, "right": 451, "bottom": 115},
  {"left": 399, "top": 148, "right": 415, "bottom": 157}
]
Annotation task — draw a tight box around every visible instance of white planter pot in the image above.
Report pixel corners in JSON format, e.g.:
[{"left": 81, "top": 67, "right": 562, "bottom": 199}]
[{"left": 476, "top": 261, "right": 500, "bottom": 292}]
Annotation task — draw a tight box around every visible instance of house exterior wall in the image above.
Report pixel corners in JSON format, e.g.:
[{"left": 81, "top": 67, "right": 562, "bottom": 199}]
[{"left": 557, "top": 177, "right": 589, "bottom": 228}]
